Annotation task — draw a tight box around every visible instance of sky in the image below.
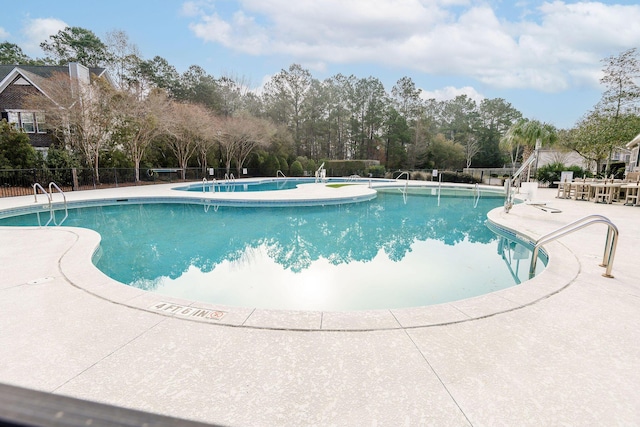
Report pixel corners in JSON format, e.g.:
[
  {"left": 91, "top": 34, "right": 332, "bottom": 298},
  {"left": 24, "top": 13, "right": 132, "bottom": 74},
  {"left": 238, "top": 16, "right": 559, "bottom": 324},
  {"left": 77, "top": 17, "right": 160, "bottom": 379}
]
[{"left": 2, "top": 0, "right": 640, "bottom": 129}]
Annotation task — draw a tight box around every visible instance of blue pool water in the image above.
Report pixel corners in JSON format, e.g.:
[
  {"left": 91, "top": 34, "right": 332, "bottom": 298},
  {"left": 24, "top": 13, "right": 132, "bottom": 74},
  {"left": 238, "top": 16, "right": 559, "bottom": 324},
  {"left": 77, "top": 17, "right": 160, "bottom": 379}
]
[
  {"left": 0, "top": 189, "right": 544, "bottom": 310},
  {"left": 176, "top": 177, "right": 357, "bottom": 192}
]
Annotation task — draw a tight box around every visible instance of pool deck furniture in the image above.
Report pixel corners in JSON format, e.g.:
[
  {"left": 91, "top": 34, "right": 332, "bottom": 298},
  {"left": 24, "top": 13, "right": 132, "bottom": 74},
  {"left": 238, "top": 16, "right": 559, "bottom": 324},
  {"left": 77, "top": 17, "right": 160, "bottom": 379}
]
[
  {"left": 591, "top": 181, "right": 622, "bottom": 204},
  {"left": 571, "top": 180, "right": 592, "bottom": 201},
  {"left": 622, "top": 182, "right": 640, "bottom": 206},
  {"left": 554, "top": 180, "right": 574, "bottom": 199},
  {"left": 555, "top": 178, "right": 638, "bottom": 205},
  {"left": 1, "top": 183, "right": 639, "bottom": 426}
]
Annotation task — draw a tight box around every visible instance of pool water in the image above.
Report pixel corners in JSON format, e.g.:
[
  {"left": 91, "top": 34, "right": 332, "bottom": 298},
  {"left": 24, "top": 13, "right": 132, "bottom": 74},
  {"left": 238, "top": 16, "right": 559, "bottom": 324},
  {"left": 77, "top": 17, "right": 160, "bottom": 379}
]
[
  {"left": 0, "top": 190, "right": 544, "bottom": 310},
  {"left": 179, "top": 178, "right": 340, "bottom": 192}
]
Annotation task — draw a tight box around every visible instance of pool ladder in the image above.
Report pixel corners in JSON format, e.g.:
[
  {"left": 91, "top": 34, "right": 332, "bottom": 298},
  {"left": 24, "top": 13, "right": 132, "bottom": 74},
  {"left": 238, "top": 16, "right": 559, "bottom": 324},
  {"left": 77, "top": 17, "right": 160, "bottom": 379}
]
[
  {"left": 315, "top": 163, "right": 327, "bottom": 183},
  {"left": 395, "top": 171, "right": 410, "bottom": 204},
  {"left": 528, "top": 214, "right": 618, "bottom": 279},
  {"left": 33, "top": 182, "right": 68, "bottom": 226},
  {"left": 473, "top": 183, "right": 481, "bottom": 208},
  {"left": 202, "top": 177, "right": 218, "bottom": 193},
  {"left": 221, "top": 173, "right": 236, "bottom": 192}
]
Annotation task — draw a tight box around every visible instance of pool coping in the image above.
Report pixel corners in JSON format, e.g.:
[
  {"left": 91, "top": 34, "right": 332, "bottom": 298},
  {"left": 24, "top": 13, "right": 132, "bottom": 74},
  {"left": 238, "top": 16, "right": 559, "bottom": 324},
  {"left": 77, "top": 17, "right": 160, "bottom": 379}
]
[{"left": 0, "top": 179, "right": 575, "bottom": 331}]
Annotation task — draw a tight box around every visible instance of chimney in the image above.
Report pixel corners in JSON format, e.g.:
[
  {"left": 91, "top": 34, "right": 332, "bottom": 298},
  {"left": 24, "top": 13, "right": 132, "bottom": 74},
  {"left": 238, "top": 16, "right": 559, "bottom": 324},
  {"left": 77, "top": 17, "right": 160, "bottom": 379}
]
[{"left": 68, "top": 62, "right": 90, "bottom": 86}]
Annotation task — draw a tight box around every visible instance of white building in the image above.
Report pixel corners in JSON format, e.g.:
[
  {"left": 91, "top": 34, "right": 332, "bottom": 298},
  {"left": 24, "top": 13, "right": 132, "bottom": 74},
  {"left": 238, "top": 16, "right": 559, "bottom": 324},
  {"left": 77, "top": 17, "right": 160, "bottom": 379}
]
[{"left": 626, "top": 132, "right": 640, "bottom": 173}]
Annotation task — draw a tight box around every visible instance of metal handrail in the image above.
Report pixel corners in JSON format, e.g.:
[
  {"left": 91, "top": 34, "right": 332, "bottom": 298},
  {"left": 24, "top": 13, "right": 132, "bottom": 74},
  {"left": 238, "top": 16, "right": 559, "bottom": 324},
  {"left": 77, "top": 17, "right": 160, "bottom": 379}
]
[
  {"left": 473, "top": 183, "right": 481, "bottom": 208},
  {"left": 315, "top": 162, "right": 326, "bottom": 183},
  {"left": 203, "top": 202, "right": 219, "bottom": 213},
  {"left": 437, "top": 172, "right": 442, "bottom": 206},
  {"left": 33, "top": 183, "right": 53, "bottom": 226},
  {"left": 529, "top": 214, "right": 618, "bottom": 279},
  {"left": 48, "top": 182, "right": 68, "bottom": 226},
  {"left": 202, "top": 177, "right": 207, "bottom": 192},
  {"left": 497, "top": 235, "right": 525, "bottom": 285},
  {"left": 505, "top": 147, "right": 540, "bottom": 213},
  {"left": 395, "top": 171, "right": 410, "bottom": 181},
  {"left": 394, "top": 172, "right": 410, "bottom": 203},
  {"left": 276, "top": 170, "right": 286, "bottom": 178},
  {"left": 33, "top": 183, "right": 50, "bottom": 204}
]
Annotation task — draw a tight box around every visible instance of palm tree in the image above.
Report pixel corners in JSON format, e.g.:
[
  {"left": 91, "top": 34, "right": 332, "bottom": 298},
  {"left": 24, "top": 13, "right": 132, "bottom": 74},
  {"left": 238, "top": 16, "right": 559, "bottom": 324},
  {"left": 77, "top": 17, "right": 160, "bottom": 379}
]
[{"left": 501, "top": 119, "right": 557, "bottom": 181}]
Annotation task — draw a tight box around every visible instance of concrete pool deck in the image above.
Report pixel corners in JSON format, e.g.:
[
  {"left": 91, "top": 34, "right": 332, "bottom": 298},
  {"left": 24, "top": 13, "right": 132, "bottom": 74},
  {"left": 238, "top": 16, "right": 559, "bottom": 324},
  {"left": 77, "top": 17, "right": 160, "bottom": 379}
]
[{"left": 0, "top": 182, "right": 639, "bottom": 425}]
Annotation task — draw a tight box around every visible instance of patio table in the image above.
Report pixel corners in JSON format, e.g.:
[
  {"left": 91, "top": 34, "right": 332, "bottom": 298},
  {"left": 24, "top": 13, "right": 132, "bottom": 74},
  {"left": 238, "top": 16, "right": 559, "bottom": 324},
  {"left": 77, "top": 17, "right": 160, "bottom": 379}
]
[
  {"left": 554, "top": 181, "right": 573, "bottom": 199},
  {"left": 570, "top": 181, "right": 592, "bottom": 201},
  {"left": 591, "top": 182, "right": 621, "bottom": 204},
  {"left": 621, "top": 183, "right": 640, "bottom": 206}
]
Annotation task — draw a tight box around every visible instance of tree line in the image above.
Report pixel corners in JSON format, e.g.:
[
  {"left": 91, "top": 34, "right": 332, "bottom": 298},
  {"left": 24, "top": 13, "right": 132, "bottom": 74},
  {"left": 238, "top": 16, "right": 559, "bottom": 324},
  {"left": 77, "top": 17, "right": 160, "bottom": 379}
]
[{"left": 1, "top": 27, "right": 639, "bottom": 181}]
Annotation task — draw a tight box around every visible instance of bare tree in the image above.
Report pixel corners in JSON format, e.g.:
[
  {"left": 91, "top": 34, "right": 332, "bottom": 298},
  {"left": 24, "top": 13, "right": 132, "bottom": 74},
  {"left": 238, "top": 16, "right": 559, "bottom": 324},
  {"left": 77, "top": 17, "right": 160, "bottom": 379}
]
[
  {"left": 215, "top": 114, "right": 275, "bottom": 176},
  {"left": 112, "top": 88, "right": 171, "bottom": 181},
  {"left": 234, "top": 115, "right": 275, "bottom": 176},
  {"left": 164, "top": 101, "right": 212, "bottom": 179},
  {"left": 25, "top": 71, "right": 116, "bottom": 183},
  {"left": 463, "top": 136, "right": 481, "bottom": 169},
  {"left": 195, "top": 115, "right": 219, "bottom": 175}
]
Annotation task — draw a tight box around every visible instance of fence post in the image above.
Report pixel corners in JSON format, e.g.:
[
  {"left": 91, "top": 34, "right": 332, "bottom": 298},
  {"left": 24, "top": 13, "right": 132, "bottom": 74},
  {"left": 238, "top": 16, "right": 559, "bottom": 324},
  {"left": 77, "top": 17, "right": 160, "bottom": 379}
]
[{"left": 72, "top": 168, "right": 78, "bottom": 191}]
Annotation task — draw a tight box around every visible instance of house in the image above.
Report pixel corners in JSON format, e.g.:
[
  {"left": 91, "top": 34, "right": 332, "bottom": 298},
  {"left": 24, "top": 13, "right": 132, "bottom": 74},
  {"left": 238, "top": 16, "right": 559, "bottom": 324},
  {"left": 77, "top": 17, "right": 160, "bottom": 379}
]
[
  {"left": 626, "top": 132, "right": 640, "bottom": 173},
  {"left": 536, "top": 148, "right": 593, "bottom": 171},
  {"left": 0, "top": 63, "right": 113, "bottom": 153}
]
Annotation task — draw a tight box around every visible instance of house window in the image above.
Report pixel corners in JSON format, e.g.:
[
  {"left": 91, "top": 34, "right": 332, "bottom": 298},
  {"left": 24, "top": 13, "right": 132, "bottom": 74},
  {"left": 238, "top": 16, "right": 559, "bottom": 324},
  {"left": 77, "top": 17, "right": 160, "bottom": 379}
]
[
  {"left": 7, "top": 112, "right": 19, "bottom": 128},
  {"left": 5, "top": 111, "right": 45, "bottom": 133},
  {"left": 21, "top": 113, "right": 35, "bottom": 133},
  {"left": 631, "top": 147, "right": 639, "bottom": 171},
  {"left": 35, "top": 112, "right": 46, "bottom": 133}
]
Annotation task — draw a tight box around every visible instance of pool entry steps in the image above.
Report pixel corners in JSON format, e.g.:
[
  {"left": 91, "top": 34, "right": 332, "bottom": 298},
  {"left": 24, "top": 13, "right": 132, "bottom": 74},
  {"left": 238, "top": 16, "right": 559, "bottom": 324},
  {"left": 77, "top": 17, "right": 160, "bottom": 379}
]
[
  {"left": 32, "top": 181, "right": 68, "bottom": 226},
  {"left": 529, "top": 214, "right": 618, "bottom": 278}
]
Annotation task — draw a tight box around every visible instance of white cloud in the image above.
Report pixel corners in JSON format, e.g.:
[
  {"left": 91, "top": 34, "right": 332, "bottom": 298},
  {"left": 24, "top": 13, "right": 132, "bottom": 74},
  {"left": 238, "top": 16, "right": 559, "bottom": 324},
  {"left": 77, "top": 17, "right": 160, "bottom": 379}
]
[
  {"left": 185, "top": 0, "right": 640, "bottom": 93},
  {"left": 180, "top": 0, "right": 216, "bottom": 17},
  {"left": 21, "top": 18, "right": 67, "bottom": 55},
  {"left": 189, "top": 10, "right": 268, "bottom": 55},
  {"left": 421, "top": 86, "right": 485, "bottom": 104},
  {"left": 181, "top": 2, "right": 202, "bottom": 17},
  {"left": 0, "top": 27, "right": 9, "bottom": 38}
]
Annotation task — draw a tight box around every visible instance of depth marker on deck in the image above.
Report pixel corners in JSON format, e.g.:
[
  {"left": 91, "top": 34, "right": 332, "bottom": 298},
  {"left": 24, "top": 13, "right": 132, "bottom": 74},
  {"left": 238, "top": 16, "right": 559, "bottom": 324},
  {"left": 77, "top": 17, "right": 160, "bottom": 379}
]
[{"left": 150, "top": 302, "right": 226, "bottom": 321}]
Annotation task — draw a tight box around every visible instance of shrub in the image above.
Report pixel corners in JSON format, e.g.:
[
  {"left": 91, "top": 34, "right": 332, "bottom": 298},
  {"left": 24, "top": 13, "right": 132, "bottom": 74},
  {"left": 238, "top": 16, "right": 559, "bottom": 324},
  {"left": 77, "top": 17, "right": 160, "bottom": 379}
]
[
  {"left": 536, "top": 163, "right": 591, "bottom": 187},
  {"left": 439, "top": 171, "right": 480, "bottom": 184},
  {"left": 365, "top": 165, "right": 386, "bottom": 178},
  {"left": 260, "top": 153, "right": 280, "bottom": 176},
  {"left": 0, "top": 120, "right": 40, "bottom": 169},
  {"left": 45, "top": 145, "right": 81, "bottom": 186},
  {"left": 100, "top": 148, "right": 133, "bottom": 169},
  {"left": 410, "top": 171, "right": 428, "bottom": 180},
  {"left": 290, "top": 160, "right": 303, "bottom": 177},
  {"left": 324, "top": 160, "right": 366, "bottom": 176},
  {"left": 278, "top": 157, "right": 289, "bottom": 174}
]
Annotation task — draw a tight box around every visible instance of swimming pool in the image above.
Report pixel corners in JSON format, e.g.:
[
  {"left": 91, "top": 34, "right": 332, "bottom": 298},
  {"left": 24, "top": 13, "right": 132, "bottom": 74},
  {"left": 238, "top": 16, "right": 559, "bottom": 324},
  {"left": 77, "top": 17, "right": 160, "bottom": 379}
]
[
  {"left": 0, "top": 187, "right": 545, "bottom": 311},
  {"left": 175, "top": 177, "right": 387, "bottom": 193}
]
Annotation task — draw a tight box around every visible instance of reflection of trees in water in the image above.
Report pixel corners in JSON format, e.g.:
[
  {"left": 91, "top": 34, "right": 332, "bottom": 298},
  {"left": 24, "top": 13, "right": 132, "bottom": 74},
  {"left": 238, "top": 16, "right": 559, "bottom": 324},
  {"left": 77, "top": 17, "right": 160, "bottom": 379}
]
[{"left": 90, "top": 192, "right": 502, "bottom": 287}]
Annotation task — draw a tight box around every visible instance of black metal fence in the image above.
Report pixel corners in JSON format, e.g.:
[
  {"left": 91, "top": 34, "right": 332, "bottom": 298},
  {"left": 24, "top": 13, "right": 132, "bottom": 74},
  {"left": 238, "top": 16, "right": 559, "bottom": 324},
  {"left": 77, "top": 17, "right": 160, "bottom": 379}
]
[
  {"left": 1, "top": 166, "right": 502, "bottom": 198},
  {"left": 0, "top": 167, "right": 259, "bottom": 197}
]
